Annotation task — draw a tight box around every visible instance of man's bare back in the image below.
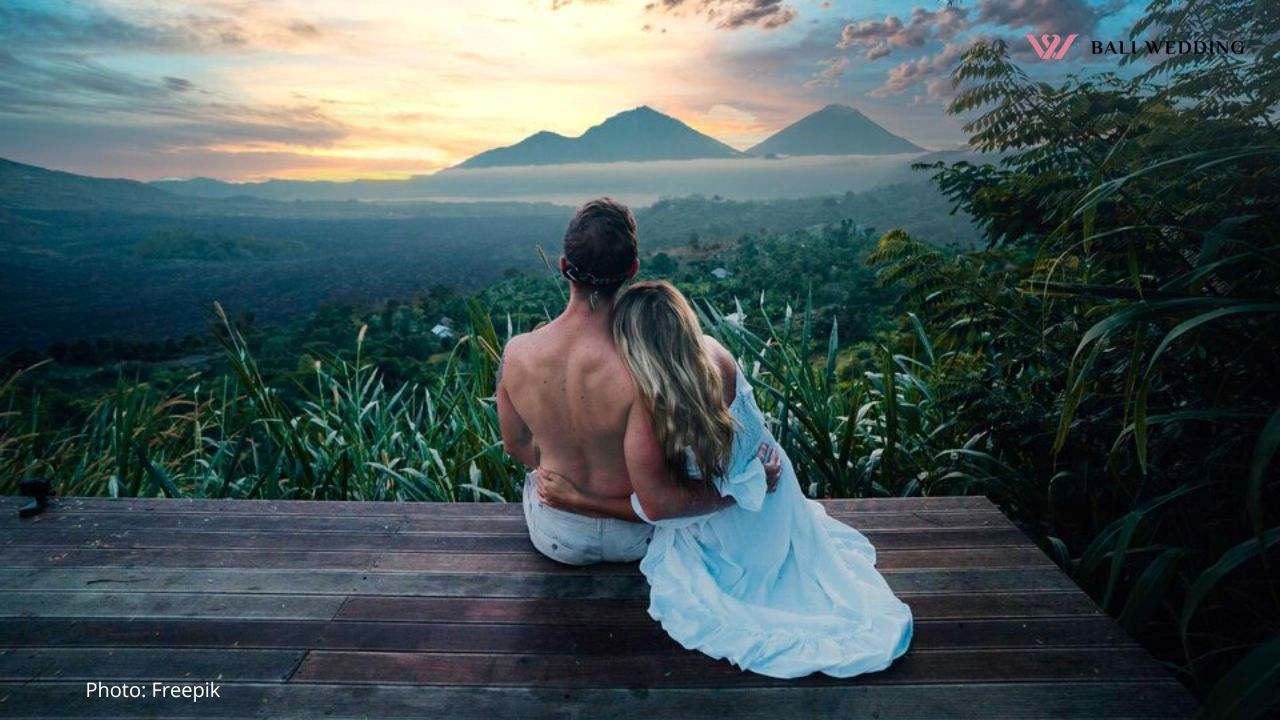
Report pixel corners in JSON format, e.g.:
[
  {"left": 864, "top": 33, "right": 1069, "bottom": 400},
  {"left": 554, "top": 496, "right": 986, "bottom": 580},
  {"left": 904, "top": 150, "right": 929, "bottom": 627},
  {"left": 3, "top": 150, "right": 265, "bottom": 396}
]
[{"left": 497, "top": 306, "right": 637, "bottom": 512}]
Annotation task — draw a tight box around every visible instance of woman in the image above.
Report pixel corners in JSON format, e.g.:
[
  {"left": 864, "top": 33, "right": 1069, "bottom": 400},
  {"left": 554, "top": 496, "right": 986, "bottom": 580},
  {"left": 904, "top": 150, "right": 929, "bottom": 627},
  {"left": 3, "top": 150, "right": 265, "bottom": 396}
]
[{"left": 537, "top": 280, "right": 912, "bottom": 679}]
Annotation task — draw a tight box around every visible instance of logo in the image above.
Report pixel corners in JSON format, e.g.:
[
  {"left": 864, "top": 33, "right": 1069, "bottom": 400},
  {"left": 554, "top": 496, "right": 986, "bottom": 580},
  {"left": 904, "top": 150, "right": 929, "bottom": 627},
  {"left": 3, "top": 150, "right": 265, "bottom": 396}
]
[
  {"left": 1091, "top": 39, "right": 1247, "bottom": 57},
  {"left": 1027, "top": 33, "right": 1077, "bottom": 60}
]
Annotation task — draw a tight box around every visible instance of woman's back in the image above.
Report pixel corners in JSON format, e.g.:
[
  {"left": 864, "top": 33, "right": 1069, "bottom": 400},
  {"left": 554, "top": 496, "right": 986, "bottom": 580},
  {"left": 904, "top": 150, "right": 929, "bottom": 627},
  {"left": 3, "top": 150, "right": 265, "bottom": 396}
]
[{"left": 635, "top": 362, "right": 914, "bottom": 679}]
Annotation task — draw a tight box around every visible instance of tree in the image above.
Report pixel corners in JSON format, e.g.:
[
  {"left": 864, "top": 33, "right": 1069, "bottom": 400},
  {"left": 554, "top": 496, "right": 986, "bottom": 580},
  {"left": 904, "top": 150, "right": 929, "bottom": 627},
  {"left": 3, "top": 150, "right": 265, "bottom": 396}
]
[
  {"left": 875, "top": 5, "right": 1280, "bottom": 712},
  {"left": 648, "top": 252, "right": 677, "bottom": 277}
]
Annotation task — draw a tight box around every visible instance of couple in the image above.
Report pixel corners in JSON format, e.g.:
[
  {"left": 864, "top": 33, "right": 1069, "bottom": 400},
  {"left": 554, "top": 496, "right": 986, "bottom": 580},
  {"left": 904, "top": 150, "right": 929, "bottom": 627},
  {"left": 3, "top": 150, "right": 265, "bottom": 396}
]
[{"left": 497, "top": 198, "right": 912, "bottom": 679}]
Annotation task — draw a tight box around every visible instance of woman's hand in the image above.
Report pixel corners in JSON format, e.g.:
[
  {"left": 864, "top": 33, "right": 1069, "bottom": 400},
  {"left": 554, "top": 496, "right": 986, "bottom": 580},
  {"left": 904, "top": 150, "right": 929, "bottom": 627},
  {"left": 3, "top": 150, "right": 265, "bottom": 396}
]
[
  {"left": 536, "top": 466, "right": 584, "bottom": 511},
  {"left": 758, "top": 442, "right": 782, "bottom": 492}
]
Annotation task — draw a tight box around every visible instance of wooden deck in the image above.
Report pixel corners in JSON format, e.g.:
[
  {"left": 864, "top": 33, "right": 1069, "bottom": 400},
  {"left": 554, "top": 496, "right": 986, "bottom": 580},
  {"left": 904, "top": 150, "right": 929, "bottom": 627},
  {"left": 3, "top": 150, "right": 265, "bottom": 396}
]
[{"left": 0, "top": 495, "right": 1196, "bottom": 719}]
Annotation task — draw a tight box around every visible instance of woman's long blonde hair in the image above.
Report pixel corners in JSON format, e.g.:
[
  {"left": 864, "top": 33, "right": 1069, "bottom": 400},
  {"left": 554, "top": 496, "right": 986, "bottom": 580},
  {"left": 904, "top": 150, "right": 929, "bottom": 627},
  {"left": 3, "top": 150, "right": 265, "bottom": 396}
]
[{"left": 611, "top": 281, "right": 735, "bottom": 488}]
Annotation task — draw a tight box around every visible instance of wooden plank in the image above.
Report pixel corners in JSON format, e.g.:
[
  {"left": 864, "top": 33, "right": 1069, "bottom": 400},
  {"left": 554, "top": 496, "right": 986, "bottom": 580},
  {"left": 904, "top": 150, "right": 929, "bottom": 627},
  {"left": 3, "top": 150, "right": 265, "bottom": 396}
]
[
  {"left": 0, "top": 681, "right": 1197, "bottom": 719},
  {"left": 20, "top": 508, "right": 1012, "bottom": 534},
  {"left": 0, "top": 495, "right": 1199, "bottom": 719},
  {"left": 0, "top": 526, "right": 1031, "bottom": 552},
  {"left": 0, "top": 617, "right": 1131, "bottom": 653},
  {"left": 0, "top": 494, "right": 994, "bottom": 516},
  {"left": 0, "top": 591, "right": 347, "bottom": 620},
  {"left": 0, "top": 566, "right": 1077, "bottom": 597},
  {"left": 0, "top": 589, "right": 1099, "bottom": 623},
  {"left": 0, "top": 548, "right": 386, "bottom": 571},
  {"left": 0, "top": 545, "right": 1055, "bottom": 572},
  {"left": 332, "top": 591, "right": 1103, "bottom": 625},
  {"left": 292, "top": 646, "right": 1167, "bottom": 687},
  {"left": 368, "top": 547, "right": 1053, "bottom": 573},
  {"left": 0, "top": 648, "right": 304, "bottom": 682}
]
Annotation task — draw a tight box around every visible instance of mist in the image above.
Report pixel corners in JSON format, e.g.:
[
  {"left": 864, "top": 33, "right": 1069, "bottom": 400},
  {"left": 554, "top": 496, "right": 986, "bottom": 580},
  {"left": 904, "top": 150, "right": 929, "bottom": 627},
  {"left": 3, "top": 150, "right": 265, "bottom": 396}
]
[{"left": 158, "top": 152, "right": 974, "bottom": 206}]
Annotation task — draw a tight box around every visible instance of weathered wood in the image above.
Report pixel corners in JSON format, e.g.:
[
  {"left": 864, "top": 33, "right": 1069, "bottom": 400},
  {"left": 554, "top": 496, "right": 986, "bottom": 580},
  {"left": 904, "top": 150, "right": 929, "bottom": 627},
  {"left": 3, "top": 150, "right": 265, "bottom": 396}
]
[
  {"left": 0, "top": 591, "right": 348, "bottom": 620},
  {"left": 0, "top": 616, "right": 1131, "bottom": 653},
  {"left": 0, "top": 566, "right": 1078, "bottom": 596},
  {"left": 0, "top": 545, "right": 1055, "bottom": 572},
  {"left": 20, "top": 508, "right": 1013, "bottom": 534},
  {"left": 0, "top": 494, "right": 997, "bottom": 516},
  {"left": 1, "top": 525, "right": 1031, "bottom": 552},
  {"left": 0, "top": 589, "right": 1098, "bottom": 623},
  {"left": 0, "top": 546, "right": 1023, "bottom": 572},
  {"left": 0, "top": 681, "right": 1197, "bottom": 719},
  {"left": 291, "top": 646, "right": 1167, "bottom": 687},
  {"left": 331, "top": 591, "right": 1103, "bottom": 625},
  {"left": 0, "top": 495, "right": 1196, "bottom": 719},
  {"left": 0, "top": 648, "right": 304, "bottom": 682}
]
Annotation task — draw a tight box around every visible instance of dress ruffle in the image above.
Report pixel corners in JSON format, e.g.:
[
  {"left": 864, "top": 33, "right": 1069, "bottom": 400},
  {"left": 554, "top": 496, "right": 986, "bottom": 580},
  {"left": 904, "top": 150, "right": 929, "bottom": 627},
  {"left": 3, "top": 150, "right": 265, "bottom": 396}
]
[
  {"left": 638, "top": 502, "right": 912, "bottom": 678},
  {"left": 632, "top": 365, "right": 913, "bottom": 679}
]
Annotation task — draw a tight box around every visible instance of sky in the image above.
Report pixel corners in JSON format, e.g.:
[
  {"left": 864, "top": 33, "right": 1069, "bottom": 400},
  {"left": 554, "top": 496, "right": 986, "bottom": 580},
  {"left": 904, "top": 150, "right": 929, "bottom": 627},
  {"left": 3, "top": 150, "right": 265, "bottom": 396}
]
[{"left": 0, "top": 0, "right": 1144, "bottom": 181}]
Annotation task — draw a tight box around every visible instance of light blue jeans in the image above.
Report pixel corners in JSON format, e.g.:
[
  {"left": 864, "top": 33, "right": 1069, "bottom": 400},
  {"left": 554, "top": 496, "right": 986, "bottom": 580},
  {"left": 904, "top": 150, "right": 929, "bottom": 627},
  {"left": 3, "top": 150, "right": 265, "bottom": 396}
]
[{"left": 522, "top": 473, "right": 652, "bottom": 565}]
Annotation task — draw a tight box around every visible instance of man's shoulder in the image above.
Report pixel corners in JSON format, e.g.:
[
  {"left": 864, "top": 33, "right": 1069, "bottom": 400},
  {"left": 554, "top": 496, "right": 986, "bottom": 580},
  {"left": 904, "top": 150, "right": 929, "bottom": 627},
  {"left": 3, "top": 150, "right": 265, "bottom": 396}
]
[{"left": 499, "top": 331, "right": 536, "bottom": 383}]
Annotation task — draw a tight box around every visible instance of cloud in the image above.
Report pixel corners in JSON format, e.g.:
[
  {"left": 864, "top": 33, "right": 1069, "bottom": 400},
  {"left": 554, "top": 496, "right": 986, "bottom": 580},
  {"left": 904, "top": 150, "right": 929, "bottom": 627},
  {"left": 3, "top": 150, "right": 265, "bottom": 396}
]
[
  {"left": 837, "top": 7, "right": 969, "bottom": 60},
  {"left": 705, "top": 103, "right": 757, "bottom": 124},
  {"left": 976, "top": 0, "right": 1101, "bottom": 35},
  {"left": 0, "top": 50, "right": 348, "bottom": 150},
  {"left": 804, "top": 56, "right": 849, "bottom": 88},
  {"left": 912, "top": 76, "right": 957, "bottom": 106},
  {"left": 164, "top": 76, "right": 195, "bottom": 93},
  {"left": 0, "top": 2, "right": 324, "bottom": 54},
  {"left": 286, "top": 20, "right": 321, "bottom": 38},
  {"left": 647, "top": 0, "right": 797, "bottom": 31},
  {"left": 870, "top": 41, "right": 970, "bottom": 97},
  {"left": 550, "top": 0, "right": 611, "bottom": 9}
]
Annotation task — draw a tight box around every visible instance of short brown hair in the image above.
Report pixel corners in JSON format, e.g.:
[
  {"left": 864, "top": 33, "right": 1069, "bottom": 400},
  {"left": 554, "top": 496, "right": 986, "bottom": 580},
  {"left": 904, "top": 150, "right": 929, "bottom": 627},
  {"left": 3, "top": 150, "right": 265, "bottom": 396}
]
[{"left": 562, "top": 197, "right": 637, "bottom": 294}]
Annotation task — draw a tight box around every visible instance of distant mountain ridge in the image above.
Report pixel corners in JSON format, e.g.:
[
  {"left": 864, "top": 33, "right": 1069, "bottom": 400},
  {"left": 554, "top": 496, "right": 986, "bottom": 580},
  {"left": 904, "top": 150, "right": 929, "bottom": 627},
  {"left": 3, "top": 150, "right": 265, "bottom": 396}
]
[
  {"left": 0, "top": 157, "right": 567, "bottom": 218},
  {"left": 455, "top": 106, "right": 742, "bottom": 169},
  {"left": 0, "top": 157, "right": 193, "bottom": 212},
  {"left": 747, "top": 105, "right": 923, "bottom": 157},
  {"left": 146, "top": 104, "right": 927, "bottom": 199}
]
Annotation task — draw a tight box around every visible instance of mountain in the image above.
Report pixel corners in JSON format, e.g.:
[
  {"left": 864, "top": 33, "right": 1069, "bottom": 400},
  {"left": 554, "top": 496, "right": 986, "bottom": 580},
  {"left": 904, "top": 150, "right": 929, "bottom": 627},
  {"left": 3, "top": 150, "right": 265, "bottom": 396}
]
[
  {"left": 0, "top": 157, "right": 192, "bottom": 212},
  {"left": 747, "top": 105, "right": 923, "bottom": 157},
  {"left": 455, "top": 106, "right": 743, "bottom": 169}
]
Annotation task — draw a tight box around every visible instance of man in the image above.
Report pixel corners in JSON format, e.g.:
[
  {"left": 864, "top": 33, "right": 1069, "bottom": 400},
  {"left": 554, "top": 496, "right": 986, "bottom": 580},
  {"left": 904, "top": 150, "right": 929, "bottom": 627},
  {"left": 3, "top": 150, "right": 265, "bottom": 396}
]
[{"left": 496, "top": 198, "right": 653, "bottom": 565}]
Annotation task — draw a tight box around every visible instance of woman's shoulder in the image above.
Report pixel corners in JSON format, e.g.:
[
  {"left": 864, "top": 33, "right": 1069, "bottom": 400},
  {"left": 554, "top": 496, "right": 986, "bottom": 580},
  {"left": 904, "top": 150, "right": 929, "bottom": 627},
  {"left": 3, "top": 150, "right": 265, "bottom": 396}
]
[
  {"left": 701, "top": 334, "right": 735, "bottom": 366},
  {"left": 702, "top": 335, "right": 739, "bottom": 400}
]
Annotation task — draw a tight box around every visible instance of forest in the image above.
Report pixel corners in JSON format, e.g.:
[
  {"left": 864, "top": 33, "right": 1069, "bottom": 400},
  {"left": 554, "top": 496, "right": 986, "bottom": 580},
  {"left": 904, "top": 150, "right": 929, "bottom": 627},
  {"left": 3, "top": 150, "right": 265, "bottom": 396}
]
[
  {"left": 1, "top": 1, "right": 1277, "bottom": 716},
  {"left": 0, "top": 170, "right": 964, "bottom": 351}
]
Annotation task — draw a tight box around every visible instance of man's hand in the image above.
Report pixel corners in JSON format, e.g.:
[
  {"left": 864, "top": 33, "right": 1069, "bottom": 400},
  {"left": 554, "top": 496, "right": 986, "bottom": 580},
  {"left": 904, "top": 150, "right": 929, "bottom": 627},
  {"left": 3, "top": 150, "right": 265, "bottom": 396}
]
[
  {"left": 758, "top": 442, "right": 782, "bottom": 492},
  {"left": 536, "top": 466, "right": 584, "bottom": 511}
]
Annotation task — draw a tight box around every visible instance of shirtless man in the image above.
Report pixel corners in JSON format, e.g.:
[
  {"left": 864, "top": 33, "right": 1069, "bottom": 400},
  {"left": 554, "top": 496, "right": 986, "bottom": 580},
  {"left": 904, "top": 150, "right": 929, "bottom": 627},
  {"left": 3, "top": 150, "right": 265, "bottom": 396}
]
[
  {"left": 497, "top": 198, "right": 731, "bottom": 561},
  {"left": 496, "top": 198, "right": 653, "bottom": 564}
]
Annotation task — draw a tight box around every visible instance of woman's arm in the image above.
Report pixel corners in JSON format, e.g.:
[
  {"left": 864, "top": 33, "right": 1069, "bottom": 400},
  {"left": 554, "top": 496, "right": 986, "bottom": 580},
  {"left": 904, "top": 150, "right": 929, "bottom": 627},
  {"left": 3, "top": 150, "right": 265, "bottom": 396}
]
[
  {"left": 622, "top": 400, "right": 734, "bottom": 521},
  {"left": 535, "top": 400, "right": 730, "bottom": 522},
  {"left": 537, "top": 398, "right": 783, "bottom": 522},
  {"left": 536, "top": 469, "right": 643, "bottom": 522}
]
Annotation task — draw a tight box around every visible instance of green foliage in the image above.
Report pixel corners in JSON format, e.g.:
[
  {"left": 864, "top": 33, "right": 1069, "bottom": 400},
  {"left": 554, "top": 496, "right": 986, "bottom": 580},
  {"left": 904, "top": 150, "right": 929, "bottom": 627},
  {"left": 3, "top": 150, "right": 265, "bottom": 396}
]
[
  {"left": 1, "top": 217, "right": 906, "bottom": 502},
  {"left": 1, "top": 305, "right": 523, "bottom": 503},
  {"left": 131, "top": 230, "right": 300, "bottom": 261},
  {"left": 871, "top": 8, "right": 1280, "bottom": 713},
  {"left": 703, "top": 296, "right": 958, "bottom": 501},
  {"left": 638, "top": 181, "right": 980, "bottom": 249},
  {"left": 2, "top": 2, "right": 1275, "bottom": 708}
]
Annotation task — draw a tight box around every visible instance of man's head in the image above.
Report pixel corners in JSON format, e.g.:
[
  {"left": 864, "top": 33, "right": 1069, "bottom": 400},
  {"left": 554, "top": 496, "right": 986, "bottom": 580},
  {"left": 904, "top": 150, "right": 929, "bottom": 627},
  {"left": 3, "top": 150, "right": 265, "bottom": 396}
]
[{"left": 561, "top": 197, "right": 639, "bottom": 297}]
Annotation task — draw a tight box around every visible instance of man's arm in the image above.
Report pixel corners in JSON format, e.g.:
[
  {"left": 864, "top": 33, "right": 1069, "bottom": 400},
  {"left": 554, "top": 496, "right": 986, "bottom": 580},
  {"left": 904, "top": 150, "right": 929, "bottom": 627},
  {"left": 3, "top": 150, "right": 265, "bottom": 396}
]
[{"left": 496, "top": 343, "right": 537, "bottom": 469}]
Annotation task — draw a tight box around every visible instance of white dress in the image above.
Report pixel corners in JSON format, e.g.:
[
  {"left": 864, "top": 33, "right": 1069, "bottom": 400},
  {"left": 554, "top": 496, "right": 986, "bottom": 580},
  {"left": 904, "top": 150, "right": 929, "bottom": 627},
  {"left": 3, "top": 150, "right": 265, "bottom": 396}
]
[{"left": 629, "top": 366, "right": 913, "bottom": 678}]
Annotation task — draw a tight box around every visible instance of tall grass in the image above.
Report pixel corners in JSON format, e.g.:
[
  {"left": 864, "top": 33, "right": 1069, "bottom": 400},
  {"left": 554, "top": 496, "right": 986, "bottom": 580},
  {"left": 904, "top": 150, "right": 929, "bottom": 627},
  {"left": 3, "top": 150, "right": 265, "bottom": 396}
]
[
  {"left": 1, "top": 301, "right": 519, "bottom": 502},
  {"left": 2, "top": 296, "right": 952, "bottom": 504},
  {"left": 701, "top": 296, "right": 967, "bottom": 500}
]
